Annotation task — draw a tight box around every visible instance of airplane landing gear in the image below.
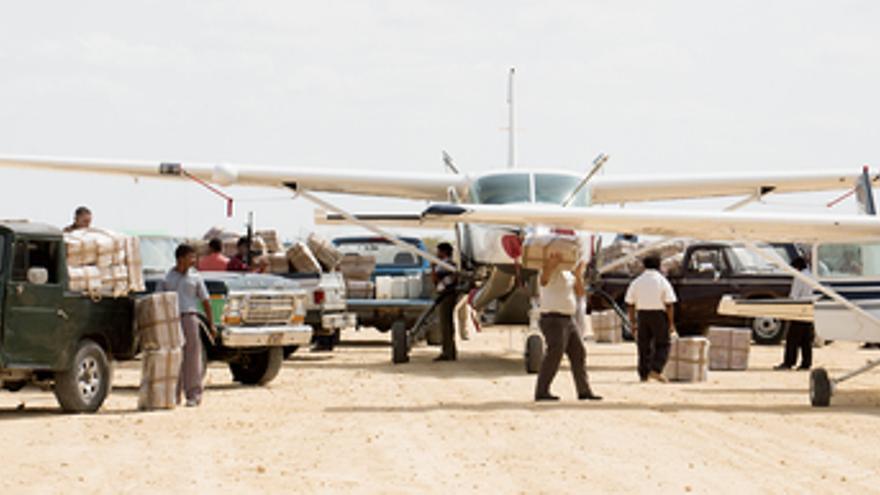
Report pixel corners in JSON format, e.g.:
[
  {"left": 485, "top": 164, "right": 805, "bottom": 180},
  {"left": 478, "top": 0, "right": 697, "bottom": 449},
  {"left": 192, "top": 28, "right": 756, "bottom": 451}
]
[{"left": 809, "top": 357, "right": 880, "bottom": 407}]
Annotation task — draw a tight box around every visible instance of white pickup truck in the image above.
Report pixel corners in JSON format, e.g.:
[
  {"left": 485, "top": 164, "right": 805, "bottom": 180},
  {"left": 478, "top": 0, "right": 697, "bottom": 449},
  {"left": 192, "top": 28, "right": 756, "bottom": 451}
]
[{"left": 280, "top": 272, "right": 356, "bottom": 352}]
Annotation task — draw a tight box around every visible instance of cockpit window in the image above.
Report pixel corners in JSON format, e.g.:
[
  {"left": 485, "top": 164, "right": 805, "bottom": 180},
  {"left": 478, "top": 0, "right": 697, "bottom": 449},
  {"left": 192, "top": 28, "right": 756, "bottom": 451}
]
[
  {"left": 471, "top": 174, "right": 530, "bottom": 204},
  {"left": 535, "top": 173, "right": 589, "bottom": 206}
]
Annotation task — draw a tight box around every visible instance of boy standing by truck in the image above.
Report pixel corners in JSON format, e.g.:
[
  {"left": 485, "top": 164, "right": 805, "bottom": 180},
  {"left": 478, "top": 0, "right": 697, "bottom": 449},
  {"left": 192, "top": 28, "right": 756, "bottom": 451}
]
[{"left": 162, "top": 244, "right": 216, "bottom": 407}]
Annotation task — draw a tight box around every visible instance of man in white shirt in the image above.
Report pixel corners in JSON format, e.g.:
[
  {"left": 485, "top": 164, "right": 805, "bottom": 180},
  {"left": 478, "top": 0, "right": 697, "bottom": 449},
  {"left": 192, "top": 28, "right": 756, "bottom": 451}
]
[
  {"left": 625, "top": 255, "right": 678, "bottom": 383},
  {"left": 534, "top": 253, "right": 601, "bottom": 402},
  {"left": 775, "top": 257, "right": 815, "bottom": 370}
]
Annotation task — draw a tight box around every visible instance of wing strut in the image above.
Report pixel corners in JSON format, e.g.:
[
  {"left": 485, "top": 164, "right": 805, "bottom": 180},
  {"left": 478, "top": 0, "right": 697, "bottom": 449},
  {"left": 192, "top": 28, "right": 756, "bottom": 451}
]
[{"left": 291, "top": 187, "right": 457, "bottom": 273}]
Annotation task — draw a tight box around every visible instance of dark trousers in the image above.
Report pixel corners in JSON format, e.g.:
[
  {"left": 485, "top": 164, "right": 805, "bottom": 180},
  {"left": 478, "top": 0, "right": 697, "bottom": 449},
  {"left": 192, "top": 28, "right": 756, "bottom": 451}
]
[
  {"left": 535, "top": 314, "right": 590, "bottom": 397},
  {"left": 783, "top": 321, "right": 814, "bottom": 368},
  {"left": 437, "top": 292, "right": 457, "bottom": 358},
  {"left": 636, "top": 310, "right": 671, "bottom": 379}
]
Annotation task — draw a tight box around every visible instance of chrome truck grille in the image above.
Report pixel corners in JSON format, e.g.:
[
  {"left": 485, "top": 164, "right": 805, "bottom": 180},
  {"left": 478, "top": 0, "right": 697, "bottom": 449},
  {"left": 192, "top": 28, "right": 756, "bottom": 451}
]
[{"left": 241, "top": 294, "right": 296, "bottom": 324}]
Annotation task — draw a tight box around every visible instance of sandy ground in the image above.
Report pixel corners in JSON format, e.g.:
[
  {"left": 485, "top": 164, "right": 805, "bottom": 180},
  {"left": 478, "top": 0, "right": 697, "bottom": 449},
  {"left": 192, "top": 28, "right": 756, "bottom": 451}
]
[{"left": 1, "top": 326, "right": 879, "bottom": 494}]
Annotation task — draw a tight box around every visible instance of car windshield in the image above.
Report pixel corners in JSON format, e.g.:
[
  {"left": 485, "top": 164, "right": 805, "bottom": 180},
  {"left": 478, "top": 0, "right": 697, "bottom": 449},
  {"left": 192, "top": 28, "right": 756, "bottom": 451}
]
[
  {"left": 471, "top": 173, "right": 530, "bottom": 204},
  {"left": 817, "top": 242, "right": 880, "bottom": 278},
  {"left": 727, "top": 246, "right": 791, "bottom": 274},
  {"left": 335, "top": 239, "right": 422, "bottom": 267},
  {"left": 535, "top": 173, "right": 588, "bottom": 206},
  {"left": 139, "top": 236, "right": 181, "bottom": 274}
]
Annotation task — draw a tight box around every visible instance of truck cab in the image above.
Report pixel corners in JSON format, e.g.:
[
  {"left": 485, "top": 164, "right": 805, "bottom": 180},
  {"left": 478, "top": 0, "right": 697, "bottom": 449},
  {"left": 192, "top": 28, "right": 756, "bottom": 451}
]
[{"left": 0, "top": 221, "right": 136, "bottom": 412}]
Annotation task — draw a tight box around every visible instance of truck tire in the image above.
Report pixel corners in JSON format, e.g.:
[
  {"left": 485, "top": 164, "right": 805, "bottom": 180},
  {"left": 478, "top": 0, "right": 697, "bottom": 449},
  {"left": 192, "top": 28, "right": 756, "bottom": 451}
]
[
  {"left": 525, "top": 334, "right": 544, "bottom": 374},
  {"left": 53, "top": 340, "right": 110, "bottom": 413},
  {"left": 751, "top": 317, "right": 787, "bottom": 345},
  {"left": 229, "top": 348, "right": 283, "bottom": 386}
]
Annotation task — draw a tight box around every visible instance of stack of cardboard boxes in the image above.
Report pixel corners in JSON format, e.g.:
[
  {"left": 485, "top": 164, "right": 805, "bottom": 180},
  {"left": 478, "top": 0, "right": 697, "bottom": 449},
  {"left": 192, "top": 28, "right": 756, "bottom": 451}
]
[{"left": 136, "top": 292, "right": 184, "bottom": 411}]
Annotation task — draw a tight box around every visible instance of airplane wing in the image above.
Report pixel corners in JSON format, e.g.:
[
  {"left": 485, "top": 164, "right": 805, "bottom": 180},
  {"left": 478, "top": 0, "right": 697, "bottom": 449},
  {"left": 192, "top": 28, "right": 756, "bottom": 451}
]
[
  {"left": 588, "top": 170, "right": 873, "bottom": 204},
  {"left": 0, "top": 155, "right": 465, "bottom": 201},
  {"left": 422, "top": 203, "right": 880, "bottom": 243},
  {"left": 313, "top": 209, "right": 453, "bottom": 229}
]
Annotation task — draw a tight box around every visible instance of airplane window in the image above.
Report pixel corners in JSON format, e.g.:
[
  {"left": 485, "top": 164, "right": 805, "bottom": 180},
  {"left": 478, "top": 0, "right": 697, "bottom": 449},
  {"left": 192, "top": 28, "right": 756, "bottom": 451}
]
[
  {"left": 817, "top": 242, "right": 880, "bottom": 278},
  {"left": 471, "top": 174, "right": 530, "bottom": 204},
  {"left": 535, "top": 173, "right": 589, "bottom": 206}
]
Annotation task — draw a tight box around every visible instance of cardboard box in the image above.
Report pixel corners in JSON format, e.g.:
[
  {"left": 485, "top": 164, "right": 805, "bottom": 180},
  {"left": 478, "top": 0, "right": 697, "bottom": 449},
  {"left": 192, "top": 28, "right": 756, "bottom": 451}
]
[
  {"left": 346, "top": 280, "right": 375, "bottom": 299},
  {"left": 136, "top": 293, "right": 184, "bottom": 351},
  {"left": 138, "top": 348, "right": 183, "bottom": 411},
  {"left": 522, "top": 234, "right": 581, "bottom": 271},
  {"left": 338, "top": 254, "right": 376, "bottom": 281},
  {"left": 664, "top": 336, "right": 709, "bottom": 382},
  {"left": 307, "top": 233, "right": 343, "bottom": 271},
  {"left": 708, "top": 327, "right": 751, "bottom": 370},
  {"left": 287, "top": 242, "right": 322, "bottom": 273},
  {"left": 591, "top": 310, "right": 623, "bottom": 343},
  {"left": 256, "top": 230, "right": 281, "bottom": 253}
]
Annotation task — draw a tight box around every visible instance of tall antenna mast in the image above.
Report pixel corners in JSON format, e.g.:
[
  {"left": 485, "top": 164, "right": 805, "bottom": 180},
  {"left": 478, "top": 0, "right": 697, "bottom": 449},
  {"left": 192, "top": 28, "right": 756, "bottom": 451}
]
[{"left": 507, "top": 67, "right": 516, "bottom": 169}]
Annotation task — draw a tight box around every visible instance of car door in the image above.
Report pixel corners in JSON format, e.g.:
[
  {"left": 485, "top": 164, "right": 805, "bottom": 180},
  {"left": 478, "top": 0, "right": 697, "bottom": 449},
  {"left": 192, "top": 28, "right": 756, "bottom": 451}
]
[
  {"left": 676, "top": 247, "right": 733, "bottom": 331},
  {"left": 4, "top": 237, "right": 66, "bottom": 368}
]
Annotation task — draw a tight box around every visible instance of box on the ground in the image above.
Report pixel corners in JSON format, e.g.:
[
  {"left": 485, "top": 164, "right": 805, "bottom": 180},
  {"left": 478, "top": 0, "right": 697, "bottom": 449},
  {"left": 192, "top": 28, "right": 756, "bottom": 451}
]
[
  {"left": 287, "top": 242, "right": 322, "bottom": 273},
  {"left": 138, "top": 348, "right": 183, "bottom": 411},
  {"left": 522, "top": 234, "right": 581, "bottom": 271},
  {"left": 708, "top": 326, "right": 751, "bottom": 370},
  {"left": 338, "top": 254, "right": 376, "bottom": 281},
  {"left": 346, "top": 280, "right": 375, "bottom": 299},
  {"left": 591, "top": 310, "right": 623, "bottom": 343},
  {"left": 664, "top": 336, "right": 709, "bottom": 382},
  {"left": 136, "top": 293, "right": 184, "bottom": 351},
  {"left": 307, "top": 233, "right": 343, "bottom": 271}
]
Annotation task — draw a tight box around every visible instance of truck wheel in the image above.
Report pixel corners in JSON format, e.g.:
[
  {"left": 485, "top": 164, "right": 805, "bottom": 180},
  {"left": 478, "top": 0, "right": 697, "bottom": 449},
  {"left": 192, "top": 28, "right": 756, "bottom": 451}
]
[
  {"left": 810, "top": 368, "right": 832, "bottom": 407},
  {"left": 53, "top": 340, "right": 110, "bottom": 413},
  {"left": 229, "top": 348, "right": 283, "bottom": 386},
  {"left": 525, "top": 334, "right": 544, "bottom": 374},
  {"left": 752, "top": 317, "right": 787, "bottom": 345},
  {"left": 392, "top": 321, "right": 409, "bottom": 364}
]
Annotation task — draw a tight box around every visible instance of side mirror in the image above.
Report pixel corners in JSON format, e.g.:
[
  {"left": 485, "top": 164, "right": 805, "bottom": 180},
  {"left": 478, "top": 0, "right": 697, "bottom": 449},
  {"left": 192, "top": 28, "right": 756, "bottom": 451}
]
[{"left": 27, "top": 267, "right": 49, "bottom": 285}]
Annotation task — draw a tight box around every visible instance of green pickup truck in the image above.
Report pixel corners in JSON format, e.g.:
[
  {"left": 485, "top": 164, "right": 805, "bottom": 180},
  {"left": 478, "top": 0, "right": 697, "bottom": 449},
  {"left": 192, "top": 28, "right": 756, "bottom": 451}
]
[{"left": 0, "top": 224, "right": 313, "bottom": 413}]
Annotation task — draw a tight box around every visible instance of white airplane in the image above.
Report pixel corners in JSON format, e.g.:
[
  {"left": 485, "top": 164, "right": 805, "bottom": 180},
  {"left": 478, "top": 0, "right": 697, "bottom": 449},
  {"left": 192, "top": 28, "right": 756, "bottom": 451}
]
[
  {"left": 1, "top": 154, "right": 874, "bottom": 321},
  {"left": 2, "top": 154, "right": 880, "bottom": 384}
]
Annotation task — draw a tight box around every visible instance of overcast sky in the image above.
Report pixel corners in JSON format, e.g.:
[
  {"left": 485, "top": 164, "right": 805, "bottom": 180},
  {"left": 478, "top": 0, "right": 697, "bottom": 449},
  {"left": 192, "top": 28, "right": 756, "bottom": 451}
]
[{"left": 1, "top": 1, "right": 878, "bottom": 239}]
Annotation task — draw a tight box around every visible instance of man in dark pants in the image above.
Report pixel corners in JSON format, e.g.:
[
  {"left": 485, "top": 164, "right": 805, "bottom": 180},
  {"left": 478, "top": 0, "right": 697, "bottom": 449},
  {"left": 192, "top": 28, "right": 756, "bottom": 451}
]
[
  {"left": 626, "top": 256, "right": 678, "bottom": 383},
  {"left": 776, "top": 257, "right": 814, "bottom": 370},
  {"left": 534, "top": 253, "right": 601, "bottom": 401},
  {"left": 433, "top": 242, "right": 458, "bottom": 361}
]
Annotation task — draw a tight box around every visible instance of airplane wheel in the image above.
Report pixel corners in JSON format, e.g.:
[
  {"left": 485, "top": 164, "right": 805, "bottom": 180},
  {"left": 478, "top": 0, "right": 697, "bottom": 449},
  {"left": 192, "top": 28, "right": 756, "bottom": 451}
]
[
  {"left": 525, "top": 334, "right": 544, "bottom": 374},
  {"left": 392, "top": 321, "right": 409, "bottom": 364},
  {"left": 810, "top": 368, "right": 832, "bottom": 407}
]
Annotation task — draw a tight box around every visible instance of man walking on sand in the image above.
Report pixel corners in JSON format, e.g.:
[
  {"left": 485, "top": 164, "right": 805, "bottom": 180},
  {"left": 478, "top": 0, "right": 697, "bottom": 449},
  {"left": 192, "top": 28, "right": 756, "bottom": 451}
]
[
  {"left": 534, "top": 253, "right": 602, "bottom": 402},
  {"left": 162, "top": 244, "right": 216, "bottom": 407},
  {"left": 626, "top": 255, "right": 678, "bottom": 383}
]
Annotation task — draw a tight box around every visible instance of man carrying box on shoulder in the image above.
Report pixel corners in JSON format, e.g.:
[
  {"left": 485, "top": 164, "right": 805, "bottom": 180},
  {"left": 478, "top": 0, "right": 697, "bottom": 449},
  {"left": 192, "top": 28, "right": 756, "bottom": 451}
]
[
  {"left": 534, "top": 253, "right": 602, "bottom": 402},
  {"left": 626, "top": 255, "right": 678, "bottom": 383}
]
